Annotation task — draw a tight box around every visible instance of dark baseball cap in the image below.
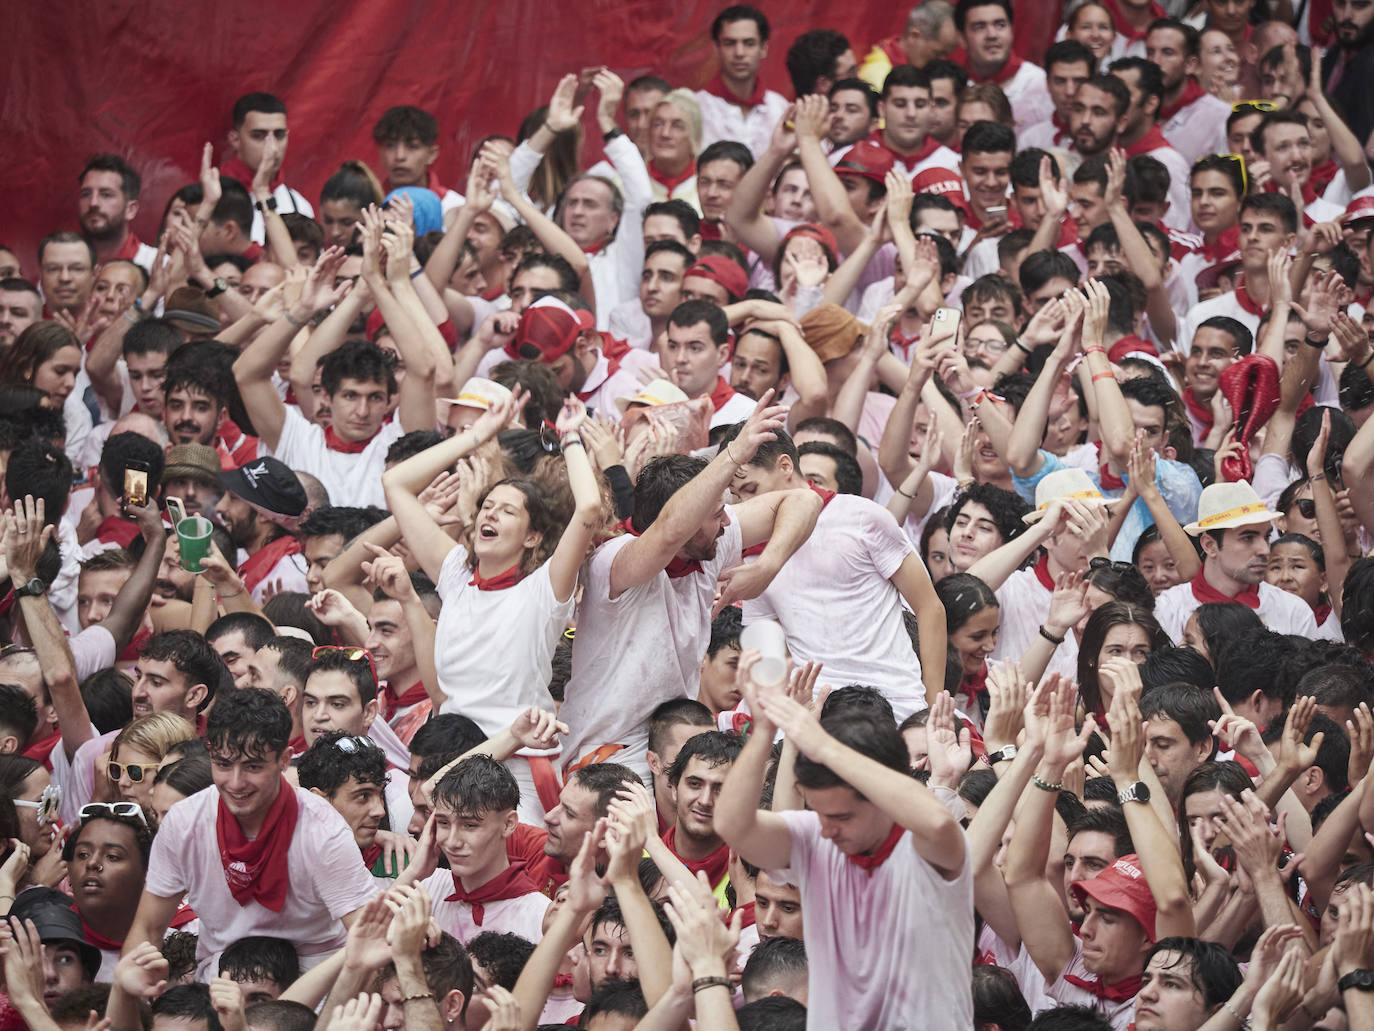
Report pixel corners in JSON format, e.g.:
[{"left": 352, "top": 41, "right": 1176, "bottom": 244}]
[{"left": 220, "top": 457, "right": 308, "bottom": 518}]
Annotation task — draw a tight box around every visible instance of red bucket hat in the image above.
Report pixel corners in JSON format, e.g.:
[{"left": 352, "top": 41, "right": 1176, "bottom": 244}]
[
  {"left": 684, "top": 254, "right": 749, "bottom": 304},
  {"left": 1070, "top": 854, "right": 1158, "bottom": 942}
]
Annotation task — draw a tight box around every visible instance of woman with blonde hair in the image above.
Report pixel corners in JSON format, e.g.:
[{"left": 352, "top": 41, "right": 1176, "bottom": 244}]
[{"left": 106, "top": 712, "right": 197, "bottom": 812}]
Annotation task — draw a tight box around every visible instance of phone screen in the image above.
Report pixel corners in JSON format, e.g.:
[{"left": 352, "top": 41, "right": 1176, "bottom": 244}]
[{"left": 123, "top": 466, "right": 149, "bottom": 507}]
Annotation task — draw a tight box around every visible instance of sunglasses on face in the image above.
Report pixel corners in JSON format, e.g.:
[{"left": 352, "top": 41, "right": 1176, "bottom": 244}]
[
  {"left": 1293, "top": 498, "right": 1317, "bottom": 520},
  {"left": 108, "top": 759, "right": 161, "bottom": 784},
  {"left": 78, "top": 801, "right": 148, "bottom": 826},
  {"left": 13, "top": 784, "right": 62, "bottom": 826}
]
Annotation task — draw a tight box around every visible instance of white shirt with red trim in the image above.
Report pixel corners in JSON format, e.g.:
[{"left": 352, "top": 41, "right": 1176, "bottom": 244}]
[
  {"left": 578, "top": 347, "right": 662, "bottom": 422},
  {"left": 745, "top": 495, "right": 929, "bottom": 720},
  {"left": 711, "top": 389, "right": 757, "bottom": 429},
  {"left": 694, "top": 87, "right": 791, "bottom": 159},
  {"left": 998, "top": 61, "right": 1055, "bottom": 134},
  {"left": 433, "top": 545, "right": 575, "bottom": 748},
  {"left": 1154, "top": 578, "right": 1320, "bottom": 642},
  {"left": 1044, "top": 936, "right": 1136, "bottom": 1030},
  {"left": 990, "top": 565, "right": 1080, "bottom": 681},
  {"left": 560, "top": 513, "right": 744, "bottom": 781},
  {"left": 270, "top": 405, "right": 404, "bottom": 508},
  {"left": 1161, "top": 92, "right": 1230, "bottom": 164},
  {"left": 1018, "top": 117, "right": 1073, "bottom": 151},
  {"left": 249, "top": 185, "right": 315, "bottom": 245},
  {"left": 421, "top": 868, "right": 548, "bottom": 945},
  {"left": 766, "top": 808, "right": 974, "bottom": 1030},
  {"left": 145, "top": 784, "right": 378, "bottom": 979}
]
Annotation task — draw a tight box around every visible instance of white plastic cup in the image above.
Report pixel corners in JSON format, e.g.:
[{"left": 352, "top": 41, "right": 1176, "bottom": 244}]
[{"left": 740, "top": 620, "right": 788, "bottom": 686}]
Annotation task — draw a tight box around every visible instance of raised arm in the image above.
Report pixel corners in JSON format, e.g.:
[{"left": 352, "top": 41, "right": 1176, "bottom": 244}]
[
  {"left": 1103, "top": 150, "right": 1176, "bottom": 348},
  {"left": 1127, "top": 437, "right": 1202, "bottom": 584},
  {"left": 251, "top": 138, "right": 301, "bottom": 271},
  {"left": 966, "top": 502, "right": 1062, "bottom": 591},
  {"left": 890, "top": 552, "right": 948, "bottom": 705},
  {"left": 878, "top": 346, "right": 934, "bottom": 487},
  {"left": 1005, "top": 296, "right": 1080, "bottom": 477},
  {"left": 1309, "top": 52, "right": 1372, "bottom": 191},
  {"left": 88, "top": 235, "right": 172, "bottom": 412},
  {"left": 1079, "top": 279, "right": 1137, "bottom": 469},
  {"left": 601, "top": 801, "right": 674, "bottom": 1007},
  {"left": 489, "top": 144, "right": 591, "bottom": 304},
  {"left": 361, "top": 546, "right": 442, "bottom": 711},
  {"left": 793, "top": 95, "right": 867, "bottom": 256},
  {"left": 1028, "top": 157, "right": 1071, "bottom": 256},
  {"left": 94, "top": 499, "right": 166, "bottom": 655},
  {"left": 608, "top": 394, "right": 788, "bottom": 597},
  {"left": 724, "top": 116, "right": 795, "bottom": 265},
  {"left": 547, "top": 400, "right": 604, "bottom": 602},
  {"left": 714, "top": 673, "right": 795, "bottom": 871},
  {"left": 1306, "top": 409, "right": 1351, "bottom": 617}
]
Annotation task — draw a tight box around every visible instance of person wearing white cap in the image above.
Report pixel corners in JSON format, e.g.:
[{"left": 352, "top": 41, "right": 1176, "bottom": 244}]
[
  {"left": 439, "top": 377, "right": 513, "bottom": 436},
  {"left": 968, "top": 467, "right": 1117, "bottom": 681},
  {"left": 1153, "top": 481, "right": 1319, "bottom": 642}
]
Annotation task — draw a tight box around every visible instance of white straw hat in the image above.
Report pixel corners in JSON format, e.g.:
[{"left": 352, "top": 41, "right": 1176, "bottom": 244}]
[
  {"left": 438, "top": 377, "right": 513, "bottom": 412},
  {"left": 615, "top": 378, "right": 689, "bottom": 414},
  {"left": 1183, "top": 481, "right": 1281, "bottom": 536},
  {"left": 1023, "top": 467, "right": 1112, "bottom": 523}
]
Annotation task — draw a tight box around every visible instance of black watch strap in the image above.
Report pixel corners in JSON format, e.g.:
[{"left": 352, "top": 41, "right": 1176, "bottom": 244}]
[
  {"left": 13, "top": 577, "right": 46, "bottom": 599},
  {"left": 205, "top": 277, "right": 229, "bottom": 299},
  {"left": 602, "top": 126, "right": 625, "bottom": 143},
  {"left": 1339, "top": 969, "right": 1374, "bottom": 992},
  {"left": 255, "top": 195, "right": 278, "bottom": 213}
]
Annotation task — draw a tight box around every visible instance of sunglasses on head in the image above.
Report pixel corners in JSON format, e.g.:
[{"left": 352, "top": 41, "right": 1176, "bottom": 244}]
[
  {"left": 1089, "top": 557, "right": 1136, "bottom": 575},
  {"left": 311, "top": 645, "right": 379, "bottom": 684},
  {"left": 78, "top": 801, "right": 148, "bottom": 827},
  {"left": 108, "top": 759, "right": 162, "bottom": 784},
  {"left": 1200, "top": 152, "right": 1249, "bottom": 194},
  {"left": 13, "top": 784, "right": 62, "bottom": 827},
  {"left": 1232, "top": 100, "right": 1278, "bottom": 113},
  {"left": 332, "top": 734, "right": 378, "bottom": 755}
]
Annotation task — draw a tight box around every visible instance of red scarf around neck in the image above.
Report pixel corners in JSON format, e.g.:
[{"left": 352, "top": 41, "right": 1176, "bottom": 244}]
[
  {"left": 1063, "top": 971, "right": 1143, "bottom": 1004},
  {"left": 969, "top": 51, "right": 1024, "bottom": 86},
  {"left": 73, "top": 906, "right": 124, "bottom": 951},
  {"left": 220, "top": 155, "right": 283, "bottom": 192},
  {"left": 617, "top": 518, "right": 702, "bottom": 578},
  {"left": 111, "top": 231, "right": 146, "bottom": 263},
  {"left": 323, "top": 424, "right": 375, "bottom": 454},
  {"left": 1099, "top": 0, "right": 1165, "bottom": 41},
  {"left": 95, "top": 515, "right": 141, "bottom": 549},
  {"left": 1158, "top": 77, "right": 1206, "bottom": 121},
  {"left": 708, "top": 376, "right": 738, "bottom": 413},
  {"left": 845, "top": 822, "right": 906, "bottom": 877},
  {"left": 649, "top": 161, "right": 695, "bottom": 194},
  {"left": 702, "top": 72, "right": 767, "bottom": 109},
  {"left": 1234, "top": 282, "right": 1265, "bottom": 316},
  {"left": 392, "top": 680, "right": 429, "bottom": 708},
  {"left": 1124, "top": 126, "right": 1171, "bottom": 159},
  {"left": 216, "top": 777, "right": 299, "bottom": 912},
  {"left": 885, "top": 132, "right": 942, "bottom": 170},
  {"left": 1189, "top": 570, "right": 1260, "bottom": 609},
  {"left": 238, "top": 535, "right": 303, "bottom": 595},
  {"left": 663, "top": 825, "right": 731, "bottom": 886},
  {"left": 446, "top": 861, "right": 540, "bottom": 925},
  {"left": 741, "top": 483, "right": 836, "bottom": 559},
  {"left": 1033, "top": 554, "right": 1056, "bottom": 591},
  {"left": 469, "top": 562, "right": 523, "bottom": 591},
  {"left": 577, "top": 351, "right": 622, "bottom": 403},
  {"left": 22, "top": 728, "right": 61, "bottom": 769},
  {"left": 1182, "top": 387, "right": 1215, "bottom": 435}
]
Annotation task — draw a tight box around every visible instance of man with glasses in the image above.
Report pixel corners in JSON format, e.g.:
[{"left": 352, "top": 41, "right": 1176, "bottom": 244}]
[{"left": 126, "top": 687, "right": 377, "bottom": 979}]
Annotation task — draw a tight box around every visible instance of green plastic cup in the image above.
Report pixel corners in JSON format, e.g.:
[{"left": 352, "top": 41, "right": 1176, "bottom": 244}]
[{"left": 176, "top": 515, "right": 214, "bottom": 572}]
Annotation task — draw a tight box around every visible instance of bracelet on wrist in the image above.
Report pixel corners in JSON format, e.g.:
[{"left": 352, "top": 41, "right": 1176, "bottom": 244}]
[
  {"left": 1083, "top": 345, "right": 1107, "bottom": 357},
  {"left": 1305, "top": 332, "right": 1329, "bottom": 349},
  {"left": 283, "top": 310, "right": 309, "bottom": 328},
  {"left": 691, "top": 976, "right": 732, "bottom": 994},
  {"left": 1031, "top": 773, "right": 1064, "bottom": 793},
  {"left": 1014, "top": 339, "right": 1031, "bottom": 356},
  {"left": 218, "top": 588, "right": 243, "bottom": 599},
  {"left": 1223, "top": 999, "right": 1247, "bottom": 1025},
  {"left": 402, "top": 991, "right": 435, "bottom": 1003},
  {"left": 1038, "top": 625, "right": 1066, "bottom": 645},
  {"left": 1310, "top": 472, "right": 1327, "bottom": 483},
  {"left": 1359, "top": 353, "right": 1374, "bottom": 370},
  {"left": 896, "top": 485, "right": 917, "bottom": 499}
]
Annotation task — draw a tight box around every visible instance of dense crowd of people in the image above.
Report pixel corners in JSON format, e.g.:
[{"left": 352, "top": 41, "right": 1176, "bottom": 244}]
[{"left": 4, "top": 0, "right": 1374, "bottom": 1028}]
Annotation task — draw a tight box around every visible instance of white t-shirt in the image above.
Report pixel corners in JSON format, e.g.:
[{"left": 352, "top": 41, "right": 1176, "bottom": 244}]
[
  {"left": 421, "top": 867, "right": 548, "bottom": 945},
  {"left": 145, "top": 784, "right": 378, "bottom": 978},
  {"left": 434, "top": 545, "right": 574, "bottom": 752},
  {"left": 710, "top": 390, "right": 758, "bottom": 429},
  {"left": 270, "top": 406, "right": 404, "bottom": 508},
  {"left": 999, "top": 61, "right": 1055, "bottom": 134},
  {"left": 1154, "top": 577, "right": 1320, "bottom": 642},
  {"left": 606, "top": 300, "right": 653, "bottom": 351},
  {"left": 694, "top": 87, "right": 791, "bottom": 159},
  {"left": 767, "top": 809, "right": 974, "bottom": 1030},
  {"left": 1161, "top": 90, "right": 1230, "bottom": 164},
  {"left": 560, "top": 513, "right": 744, "bottom": 777},
  {"left": 249, "top": 184, "right": 314, "bottom": 245},
  {"left": 579, "top": 348, "right": 662, "bottom": 423},
  {"left": 991, "top": 564, "right": 1080, "bottom": 681},
  {"left": 745, "top": 495, "right": 928, "bottom": 720}
]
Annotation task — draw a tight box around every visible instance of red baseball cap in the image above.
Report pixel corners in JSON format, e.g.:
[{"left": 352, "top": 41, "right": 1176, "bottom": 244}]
[
  {"left": 1070, "top": 854, "right": 1158, "bottom": 942},
  {"left": 1342, "top": 194, "right": 1374, "bottom": 224},
  {"left": 507, "top": 296, "right": 596, "bottom": 363},
  {"left": 913, "top": 167, "right": 971, "bottom": 217},
  {"left": 835, "top": 139, "right": 896, "bottom": 186},
  {"left": 782, "top": 222, "right": 839, "bottom": 260},
  {"left": 684, "top": 254, "right": 749, "bottom": 304}
]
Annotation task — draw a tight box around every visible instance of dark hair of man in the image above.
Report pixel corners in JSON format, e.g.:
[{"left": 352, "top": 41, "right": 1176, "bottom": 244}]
[
  {"left": 926, "top": 232, "right": 962, "bottom": 280},
  {"left": 81, "top": 154, "right": 141, "bottom": 200},
  {"left": 379, "top": 932, "right": 474, "bottom": 1022},
  {"left": 149, "top": 987, "right": 221, "bottom": 1031},
  {"left": 1018, "top": 250, "right": 1079, "bottom": 296},
  {"left": 233, "top": 92, "right": 287, "bottom": 128},
  {"left": 794, "top": 710, "right": 907, "bottom": 793},
  {"left": 1320, "top": 241, "right": 1361, "bottom": 291},
  {"left": 880, "top": 65, "right": 931, "bottom": 105},
  {"left": 163, "top": 355, "right": 231, "bottom": 411},
  {"left": 1292, "top": 403, "right": 1356, "bottom": 481},
  {"left": 411, "top": 713, "right": 487, "bottom": 759},
  {"left": 643, "top": 200, "right": 702, "bottom": 241},
  {"left": 698, "top": 140, "right": 756, "bottom": 178},
  {"left": 142, "top": 630, "right": 225, "bottom": 708},
  {"left": 283, "top": 214, "right": 324, "bottom": 256},
  {"left": 925, "top": 58, "right": 969, "bottom": 94},
  {"left": 630, "top": 454, "right": 708, "bottom": 534},
  {"left": 1197, "top": 314, "right": 1254, "bottom": 357},
  {"left": 1109, "top": 57, "right": 1165, "bottom": 109},
  {"left": 786, "top": 29, "right": 852, "bottom": 96},
  {"left": 219, "top": 936, "right": 300, "bottom": 989},
  {"left": 667, "top": 730, "right": 744, "bottom": 787},
  {"left": 911, "top": 193, "right": 960, "bottom": 226},
  {"left": 1283, "top": 711, "right": 1350, "bottom": 792},
  {"left": 433, "top": 755, "right": 519, "bottom": 817},
  {"left": 207, "top": 612, "right": 276, "bottom": 655},
  {"left": 297, "top": 506, "right": 388, "bottom": 546},
  {"left": 1072, "top": 159, "right": 1110, "bottom": 197},
  {"left": 49, "top": 987, "right": 132, "bottom": 1029},
  {"left": 251, "top": 636, "right": 311, "bottom": 693},
  {"left": 1261, "top": 40, "right": 1312, "bottom": 78},
  {"left": 1341, "top": 360, "right": 1374, "bottom": 412},
  {"left": 1148, "top": 17, "right": 1199, "bottom": 55},
  {"left": 741, "top": 936, "right": 807, "bottom": 999},
  {"left": 963, "top": 272, "right": 1022, "bottom": 313},
  {"left": 1011, "top": 148, "right": 1060, "bottom": 190},
  {"left": 1139, "top": 683, "right": 1221, "bottom": 748},
  {"left": 1139, "top": 646, "right": 1214, "bottom": 693},
  {"left": 4, "top": 436, "right": 73, "bottom": 526},
  {"left": 297, "top": 730, "right": 388, "bottom": 798},
  {"left": 155, "top": 754, "right": 214, "bottom": 799},
  {"left": 644, "top": 240, "right": 696, "bottom": 274},
  {"left": 385, "top": 429, "right": 445, "bottom": 467},
  {"left": 1080, "top": 72, "right": 1132, "bottom": 118},
  {"left": 513, "top": 251, "right": 580, "bottom": 294},
  {"left": 830, "top": 77, "right": 881, "bottom": 119},
  {"left": 963, "top": 120, "right": 1017, "bottom": 157},
  {"left": 667, "top": 298, "right": 730, "bottom": 346},
  {"left": 629, "top": 74, "right": 673, "bottom": 95},
  {"left": 122, "top": 319, "right": 179, "bottom": 361},
  {"left": 0, "top": 278, "right": 40, "bottom": 304},
  {"left": 821, "top": 685, "right": 897, "bottom": 725},
  {"left": 1144, "top": 937, "right": 1243, "bottom": 1011},
  {"left": 1190, "top": 154, "right": 1246, "bottom": 198},
  {"left": 711, "top": 5, "right": 770, "bottom": 42},
  {"left": 244, "top": 1000, "right": 317, "bottom": 1031},
  {"left": 954, "top": 0, "right": 1014, "bottom": 32},
  {"left": 465, "top": 931, "right": 536, "bottom": 990},
  {"left": 209, "top": 177, "right": 255, "bottom": 237},
  {"left": 570, "top": 762, "right": 644, "bottom": 817},
  {"left": 584, "top": 977, "right": 650, "bottom": 1021},
  {"left": 1239, "top": 191, "right": 1299, "bottom": 235},
  {"left": 372, "top": 106, "right": 438, "bottom": 146},
  {"left": 791, "top": 416, "right": 857, "bottom": 455},
  {"left": 797, "top": 441, "right": 862, "bottom": 495},
  {"left": 0, "top": 683, "right": 38, "bottom": 745},
  {"left": 948, "top": 482, "right": 1032, "bottom": 542},
  {"left": 320, "top": 339, "right": 398, "bottom": 398},
  {"left": 1299, "top": 662, "right": 1372, "bottom": 711},
  {"left": 1026, "top": 1004, "right": 1115, "bottom": 1030},
  {"left": 716, "top": 423, "right": 798, "bottom": 473},
  {"left": 1045, "top": 38, "right": 1096, "bottom": 74},
  {"left": 648, "top": 698, "right": 715, "bottom": 757},
  {"left": 37, "top": 230, "right": 96, "bottom": 268},
  {"left": 1211, "top": 626, "right": 1293, "bottom": 712},
  {"left": 1067, "top": 805, "right": 1134, "bottom": 857},
  {"left": 973, "top": 965, "right": 1032, "bottom": 1031},
  {"left": 737, "top": 996, "right": 808, "bottom": 1030},
  {"left": 206, "top": 686, "right": 291, "bottom": 761},
  {"left": 305, "top": 649, "right": 378, "bottom": 707},
  {"left": 1121, "top": 156, "right": 1169, "bottom": 209}
]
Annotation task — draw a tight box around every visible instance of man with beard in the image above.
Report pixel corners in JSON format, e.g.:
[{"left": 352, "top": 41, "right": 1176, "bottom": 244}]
[
  {"left": 162, "top": 362, "right": 259, "bottom": 470},
  {"left": 1107, "top": 58, "right": 1195, "bottom": 230},
  {"left": 826, "top": 79, "right": 880, "bottom": 155},
  {"left": 78, "top": 154, "right": 157, "bottom": 271},
  {"left": 214, "top": 456, "right": 310, "bottom": 604},
  {"left": 1146, "top": 21, "right": 1230, "bottom": 164},
  {"left": 0, "top": 278, "right": 42, "bottom": 347},
  {"left": 160, "top": 444, "right": 224, "bottom": 521},
  {"left": 1322, "top": 0, "right": 1374, "bottom": 144},
  {"left": 728, "top": 321, "right": 829, "bottom": 429}
]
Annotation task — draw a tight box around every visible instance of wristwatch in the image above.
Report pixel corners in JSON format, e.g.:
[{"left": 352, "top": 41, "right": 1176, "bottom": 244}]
[
  {"left": 1339, "top": 969, "right": 1374, "bottom": 993},
  {"left": 255, "top": 195, "right": 278, "bottom": 213},
  {"left": 602, "top": 127, "right": 625, "bottom": 143},
  {"left": 1305, "top": 330, "right": 1330, "bottom": 348},
  {"left": 986, "top": 745, "right": 1017, "bottom": 765},
  {"left": 13, "top": 577, "right": 46, "bottom": 599},
  {"left": 205, "top": 277, "right": 229, "bottom": 299},
  {"left": 1118, "top": 781, "right": 1151, "bottom": 805}
]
